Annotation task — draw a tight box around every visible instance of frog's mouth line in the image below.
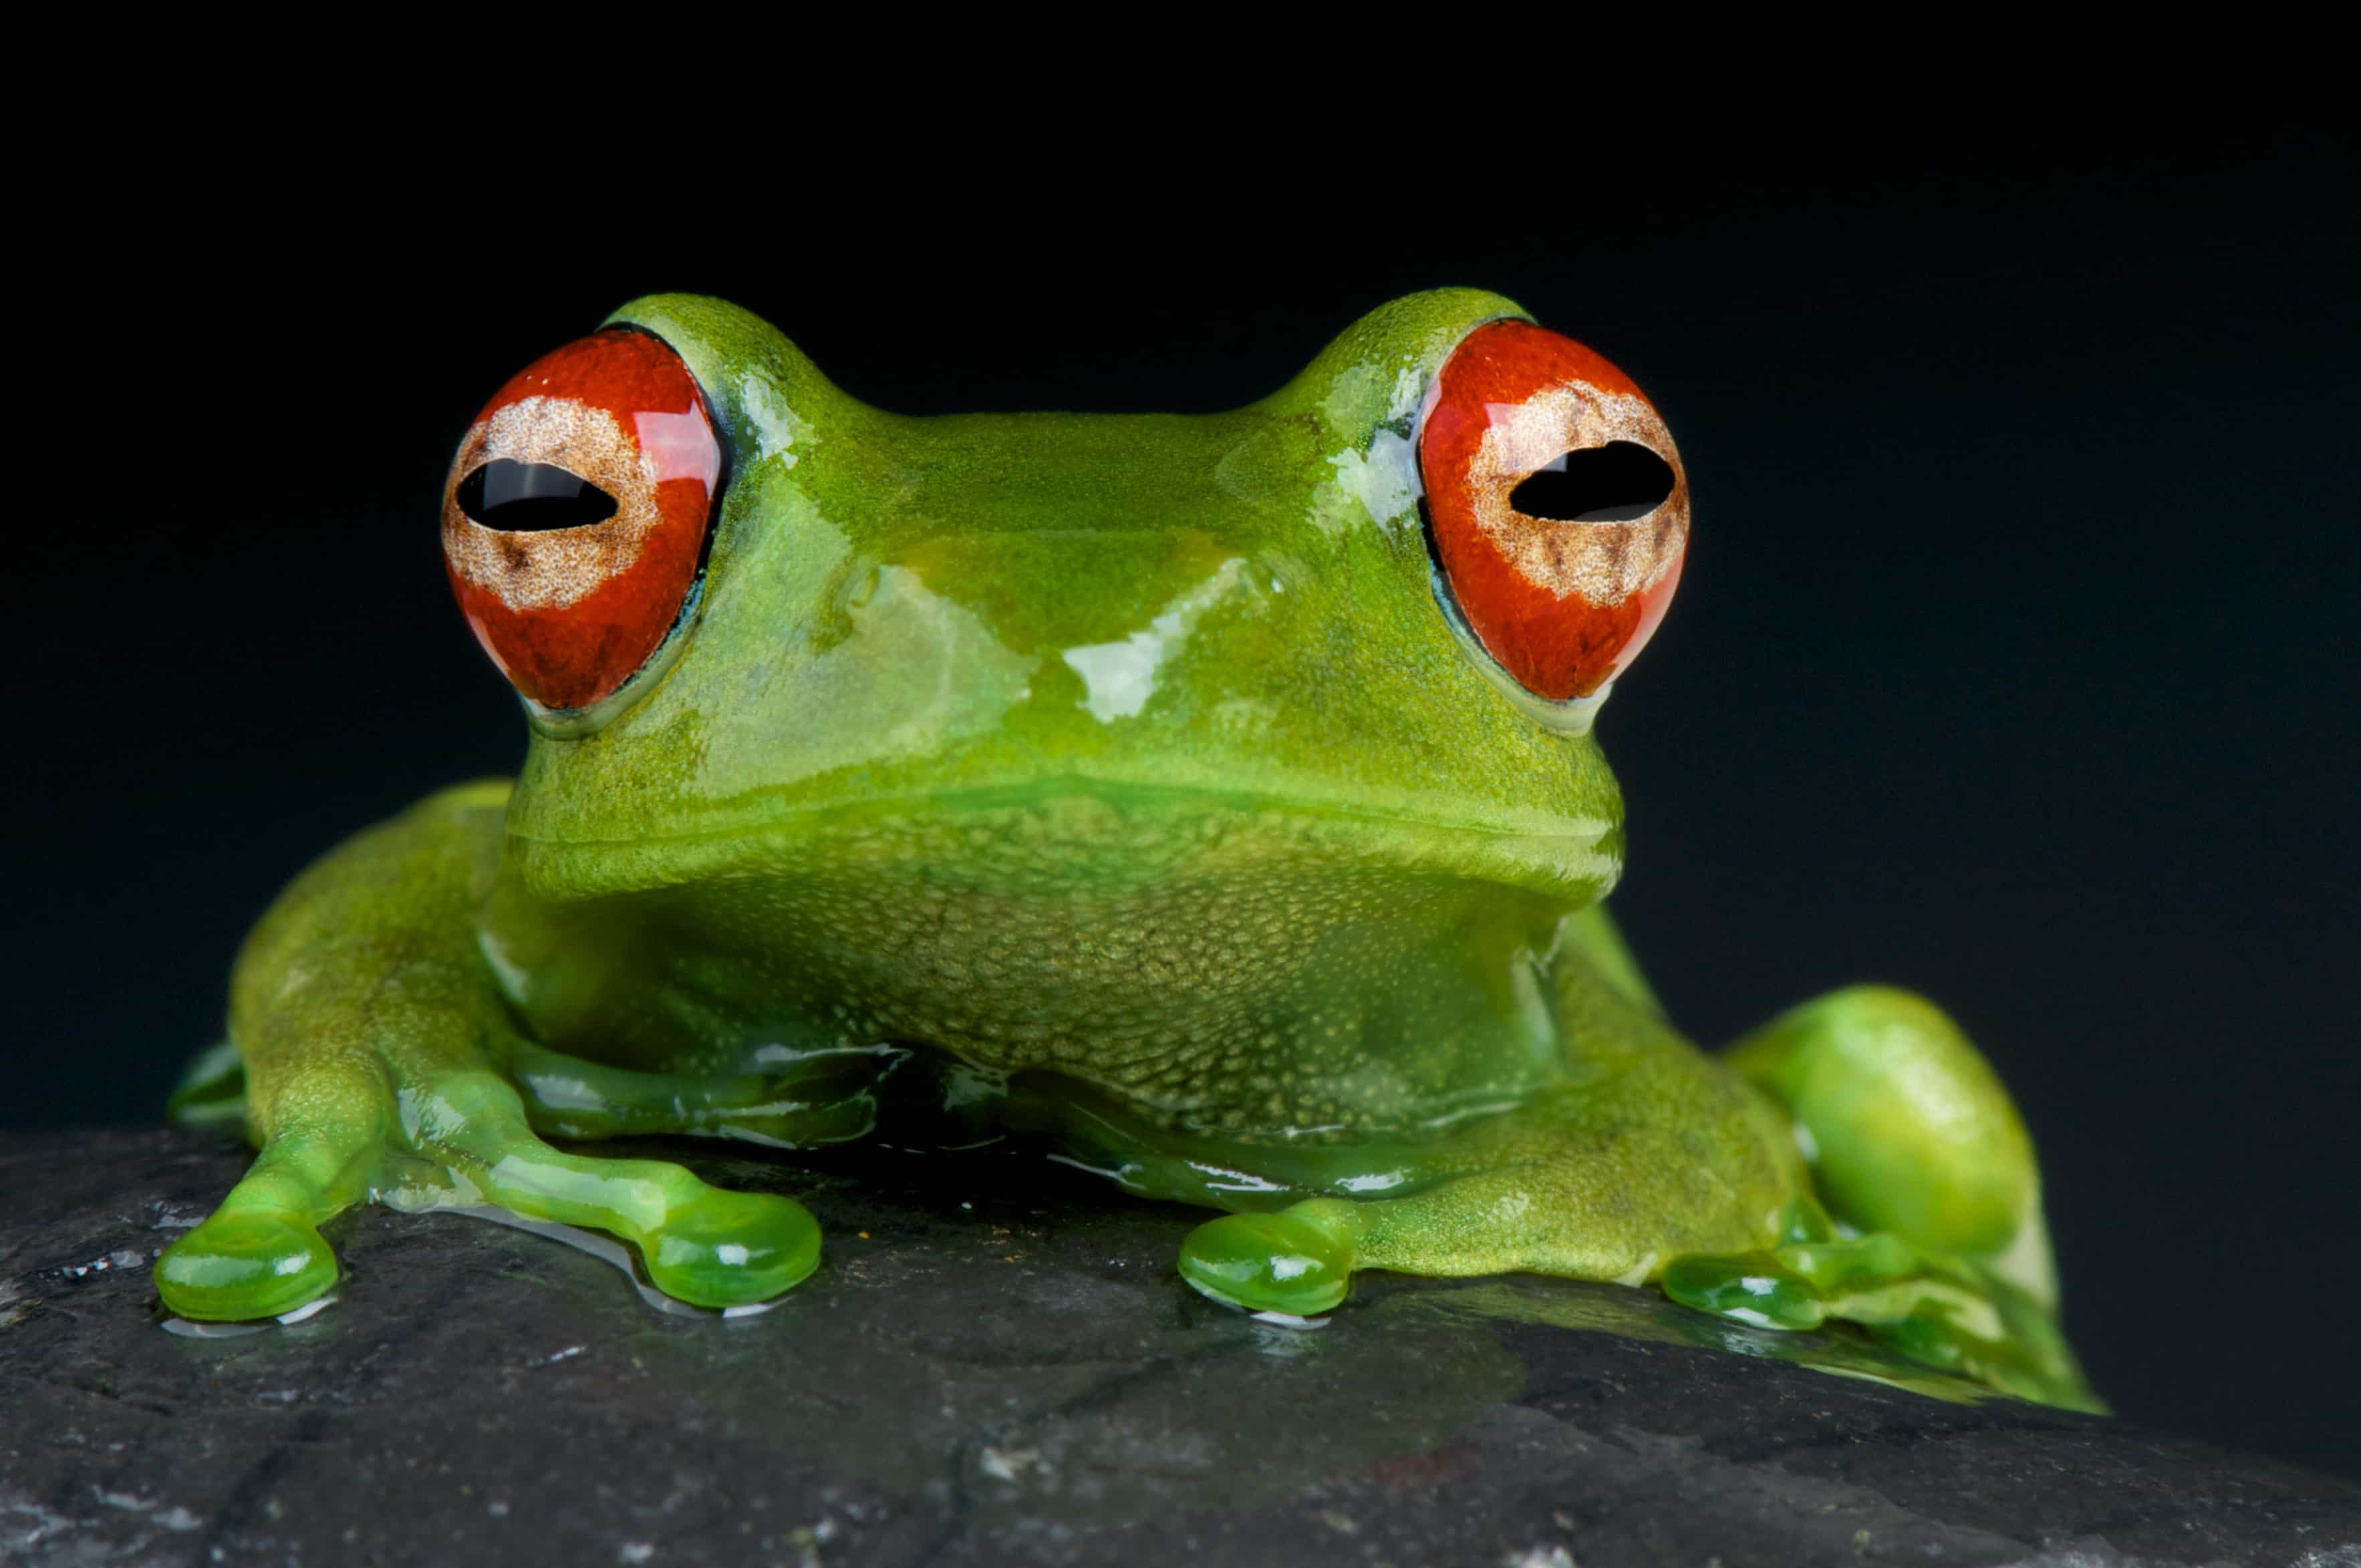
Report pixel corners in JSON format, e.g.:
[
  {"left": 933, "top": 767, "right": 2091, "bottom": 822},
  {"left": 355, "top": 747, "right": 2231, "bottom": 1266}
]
[
  {"left": 506, "top": 775, "right": 1617, "bottom": 849},
  {"left": 505, "top": 776, "right": 1624, "bottom": 903}
]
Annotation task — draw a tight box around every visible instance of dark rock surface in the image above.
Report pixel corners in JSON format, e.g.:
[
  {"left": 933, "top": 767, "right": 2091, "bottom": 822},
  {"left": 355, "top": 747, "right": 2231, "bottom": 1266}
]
[{"left": 3, "top": 1128, "right": 2354, "bottom": 1567}]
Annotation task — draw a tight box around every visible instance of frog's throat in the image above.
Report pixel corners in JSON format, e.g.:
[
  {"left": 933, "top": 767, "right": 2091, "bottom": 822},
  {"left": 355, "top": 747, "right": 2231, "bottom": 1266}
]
[{"left": 501, "top": 776, "right": 1624, "bottom": 909}]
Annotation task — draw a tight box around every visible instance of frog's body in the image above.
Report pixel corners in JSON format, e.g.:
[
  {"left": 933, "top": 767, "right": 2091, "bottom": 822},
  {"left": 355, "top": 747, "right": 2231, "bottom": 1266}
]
[{"left": 156, "top": 291, "right": 2096, "bottom": 1410}]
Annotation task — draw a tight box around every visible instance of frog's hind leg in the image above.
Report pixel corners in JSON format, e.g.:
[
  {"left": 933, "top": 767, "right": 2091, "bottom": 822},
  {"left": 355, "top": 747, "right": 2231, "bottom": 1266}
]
[
  {"left": 1660, "top": 984, "right": 2100, "bottom": 1410},
  {"left": 1731, "top": 986, "right": 2048, "bottom": 1290}
]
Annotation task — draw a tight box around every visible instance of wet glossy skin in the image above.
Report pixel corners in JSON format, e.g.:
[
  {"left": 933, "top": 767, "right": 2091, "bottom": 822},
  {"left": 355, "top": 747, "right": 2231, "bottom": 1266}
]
[{"left": 155, "top": 290, "right": 2098, "bottom": 1410}]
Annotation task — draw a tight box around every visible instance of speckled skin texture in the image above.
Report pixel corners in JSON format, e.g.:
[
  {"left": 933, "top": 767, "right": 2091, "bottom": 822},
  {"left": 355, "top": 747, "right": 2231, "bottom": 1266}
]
[{"left": 152, "top": 291, "right": 2093, "bottom": 1408}]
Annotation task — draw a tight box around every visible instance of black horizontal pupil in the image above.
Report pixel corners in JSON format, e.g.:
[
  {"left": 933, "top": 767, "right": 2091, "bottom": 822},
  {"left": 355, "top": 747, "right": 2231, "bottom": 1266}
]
[
  {"left": 1508, "top": 441, "right": 1676, "bottom": 523},
  {"left": 455, "top": 459, "right": 619, "bottom": 532}
]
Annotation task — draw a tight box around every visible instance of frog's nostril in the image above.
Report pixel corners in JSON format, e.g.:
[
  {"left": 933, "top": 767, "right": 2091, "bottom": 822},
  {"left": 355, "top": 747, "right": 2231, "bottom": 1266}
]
[
  {"left": 456, "top": 459, "right": 620, "bottom": 533},
  {"left": 1508, "top": 442, "right": 1675, "bottom": 524}
]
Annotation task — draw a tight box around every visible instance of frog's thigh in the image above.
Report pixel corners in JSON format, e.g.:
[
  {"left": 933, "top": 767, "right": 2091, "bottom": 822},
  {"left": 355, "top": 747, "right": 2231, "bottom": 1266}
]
[
  {"left": 1177, "top": 1064, "right": 1792, "bottom": 1317},
  {"left": 509, "top": 1041, "right": 887, "bottom": 1148},
  {"left": 1721, "top": 983, "right": 2048, "bottom": 1289}
]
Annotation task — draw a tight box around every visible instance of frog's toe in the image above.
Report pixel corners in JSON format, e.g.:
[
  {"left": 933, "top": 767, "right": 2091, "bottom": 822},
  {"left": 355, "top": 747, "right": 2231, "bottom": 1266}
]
[
  {"left": 641, "top": 1189, "right": 823, "bottom": 1307},
  {"left": 1177, "top": 1199, "right": 1363, "bottom": 1317},
  {"left": 1660, "top": 1251, "right": 1828, "bottom": 1331},
  {"left": 155, "top": 1209, "right": 338, "bottom": 1321},
  {"left": 424, "top": 1072, "right": 827, "bottom": 1311},
  {"left": 1661, "top": 1233, "right": 2103, "bottom": 1411}
]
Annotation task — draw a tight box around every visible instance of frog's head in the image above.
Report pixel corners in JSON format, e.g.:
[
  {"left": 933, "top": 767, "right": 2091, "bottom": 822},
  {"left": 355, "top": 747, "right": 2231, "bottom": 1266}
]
[{"left": 442, "top": 290, "right": 1687, "bottom": 923}]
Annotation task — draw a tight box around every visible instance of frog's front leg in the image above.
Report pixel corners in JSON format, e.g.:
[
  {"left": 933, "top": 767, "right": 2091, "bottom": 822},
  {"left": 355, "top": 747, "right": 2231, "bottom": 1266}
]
[
  {"left": 1171, "top": 1047, "right": 1799, "bottom": 1318},
  {"left": 154, "top": 784, "right": 835, "bottom": 1321}
]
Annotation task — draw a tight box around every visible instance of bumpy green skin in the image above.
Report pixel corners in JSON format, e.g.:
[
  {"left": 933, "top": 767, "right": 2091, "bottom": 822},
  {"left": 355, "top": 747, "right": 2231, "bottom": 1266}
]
[{"left": 154, "top": 291, "right": 2097, "bottom": 1410}]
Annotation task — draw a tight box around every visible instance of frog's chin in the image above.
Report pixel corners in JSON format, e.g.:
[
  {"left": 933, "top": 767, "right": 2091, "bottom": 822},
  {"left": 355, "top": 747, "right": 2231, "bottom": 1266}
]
[{"left": 503, "top": 776, "right": 1624, "bottom": 913}]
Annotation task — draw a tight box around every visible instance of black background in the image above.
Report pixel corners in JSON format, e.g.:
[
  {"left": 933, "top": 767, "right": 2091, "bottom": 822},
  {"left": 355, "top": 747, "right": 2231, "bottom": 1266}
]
[{"left": 12, "top": 128, "right": 2356, "bottom": 1476}]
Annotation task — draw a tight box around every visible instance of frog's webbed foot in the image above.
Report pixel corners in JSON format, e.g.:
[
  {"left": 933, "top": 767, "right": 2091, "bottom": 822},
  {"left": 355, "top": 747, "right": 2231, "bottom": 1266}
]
[
  {"left": 1665, "top": 984, "right": 2102, "bottom": 1411},
  {"left": 1660, "top": 1205, "right": 2098, "bottom": 1410},
  {"left": 156, "top": 1058, "right": 823, "bottom": 1322}
]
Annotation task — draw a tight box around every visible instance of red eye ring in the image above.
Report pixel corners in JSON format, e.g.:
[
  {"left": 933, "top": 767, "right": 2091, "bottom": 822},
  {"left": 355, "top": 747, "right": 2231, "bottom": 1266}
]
[
  {"left": 1419, "top": 320, "right": 1689, "bottom": 702},
  {"left": 442, "top": 329, "right": 722, "bottom": 712}
]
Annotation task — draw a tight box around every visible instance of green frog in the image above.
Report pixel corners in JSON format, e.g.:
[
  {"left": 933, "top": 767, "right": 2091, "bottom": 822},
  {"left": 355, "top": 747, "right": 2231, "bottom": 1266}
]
[{"left": 154, "top": 289, "right": 2096, "bottom": 1410}]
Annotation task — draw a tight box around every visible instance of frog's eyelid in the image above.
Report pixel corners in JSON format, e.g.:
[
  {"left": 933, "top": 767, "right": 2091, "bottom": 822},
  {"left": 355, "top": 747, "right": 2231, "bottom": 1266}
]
[{"left": 1406, "top": 313, "right": 1525, "bottom": 444}]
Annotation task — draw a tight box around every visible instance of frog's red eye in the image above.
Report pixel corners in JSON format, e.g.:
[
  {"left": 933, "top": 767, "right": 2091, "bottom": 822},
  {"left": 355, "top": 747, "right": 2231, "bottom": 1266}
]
[
  {"left": 442, "top": 329, "right": 722, "bottom": 712},
  {"left": 1419, "top": 320, "right": 1688, "bottom": 702}
]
